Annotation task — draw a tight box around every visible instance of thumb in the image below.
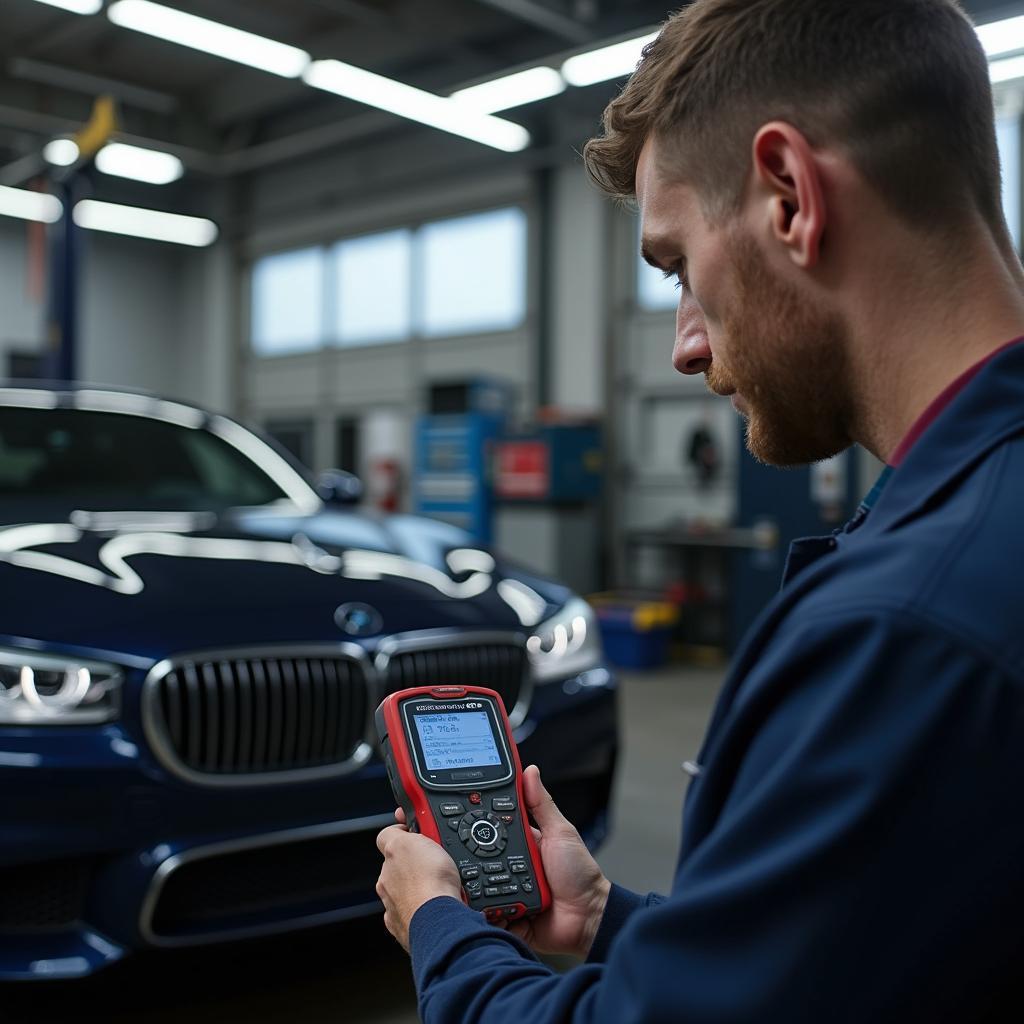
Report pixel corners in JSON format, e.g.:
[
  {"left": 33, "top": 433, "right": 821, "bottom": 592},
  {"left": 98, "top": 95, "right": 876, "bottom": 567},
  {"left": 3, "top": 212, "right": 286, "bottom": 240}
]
[{"left": 523, "top": 764, "right": 571, "bottom": 834}]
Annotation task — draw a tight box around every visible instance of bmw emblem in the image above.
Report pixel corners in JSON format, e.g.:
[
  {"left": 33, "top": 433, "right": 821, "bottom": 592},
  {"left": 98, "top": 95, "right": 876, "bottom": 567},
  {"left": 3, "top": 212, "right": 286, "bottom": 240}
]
[{"left": 335, "top": 602, "right": 383, "bottom": 637}]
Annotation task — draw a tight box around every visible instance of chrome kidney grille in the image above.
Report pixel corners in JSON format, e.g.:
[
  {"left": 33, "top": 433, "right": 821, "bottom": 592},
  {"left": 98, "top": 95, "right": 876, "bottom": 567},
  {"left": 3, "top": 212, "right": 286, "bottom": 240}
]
[
  {"left": 143, "top": 634, "right": 532, "bottom": 785},
  {"left": 144, "top": 647, "right": 372, "bottom": 785},
  {"left": 377, "top": 633, "right": 530, "bottom": 726}
]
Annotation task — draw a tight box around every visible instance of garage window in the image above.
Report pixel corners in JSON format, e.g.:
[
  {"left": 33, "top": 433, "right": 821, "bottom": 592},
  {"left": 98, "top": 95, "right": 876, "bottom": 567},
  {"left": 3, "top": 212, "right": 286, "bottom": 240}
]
[
  {"left": 333, "top": 229, "right": 413, "bottom": 345},
  {"left": 637, "top": 258, "right": 680, "bottom": 311},
  {"left": 251, "top": 247, "right": 325, "bottom": 356},
  {"left": 417, "top": 207, "right": 527, "bottom": 337},
  {"left": 636, "top": 216, "right": 679, "bottom": 312},
  {"left": 251, "top": 206, "right": 527, "bottom": 355}
]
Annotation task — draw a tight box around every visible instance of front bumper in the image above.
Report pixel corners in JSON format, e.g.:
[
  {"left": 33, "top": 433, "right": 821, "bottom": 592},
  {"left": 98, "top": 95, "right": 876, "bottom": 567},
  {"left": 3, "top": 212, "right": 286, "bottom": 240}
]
[{"left": 0, "top": 667, "right": 617, "bottom": 980}]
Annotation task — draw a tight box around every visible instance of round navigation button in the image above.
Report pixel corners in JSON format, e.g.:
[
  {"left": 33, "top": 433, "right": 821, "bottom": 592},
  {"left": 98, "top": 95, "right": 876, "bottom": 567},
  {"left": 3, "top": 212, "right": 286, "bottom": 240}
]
[{"left": 470, "top": 820, "right": 499, "bottom": 847}]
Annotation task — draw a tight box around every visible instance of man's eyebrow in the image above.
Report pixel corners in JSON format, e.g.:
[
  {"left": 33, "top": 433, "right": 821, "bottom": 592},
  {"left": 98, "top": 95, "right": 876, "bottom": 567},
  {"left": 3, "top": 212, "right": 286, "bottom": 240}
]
[{"left": 640, "top": 240, "right": 664, "bottom": 270}]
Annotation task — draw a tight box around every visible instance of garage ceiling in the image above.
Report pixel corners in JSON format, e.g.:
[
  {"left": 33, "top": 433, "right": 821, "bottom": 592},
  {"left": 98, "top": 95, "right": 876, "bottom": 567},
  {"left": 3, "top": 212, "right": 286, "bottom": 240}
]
[
  {"left": 0, "top": 0, "right": 1017, "bottom": 199},
  {"left": 0, "top": 0, "right": 672, "bottom": 182}
]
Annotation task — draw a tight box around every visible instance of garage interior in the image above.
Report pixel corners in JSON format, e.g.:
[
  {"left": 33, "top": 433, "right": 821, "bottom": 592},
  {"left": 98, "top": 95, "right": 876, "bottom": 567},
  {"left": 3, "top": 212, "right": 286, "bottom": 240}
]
[{"left": 1, "top": 0, "right": 1022, "bottom": 1019}]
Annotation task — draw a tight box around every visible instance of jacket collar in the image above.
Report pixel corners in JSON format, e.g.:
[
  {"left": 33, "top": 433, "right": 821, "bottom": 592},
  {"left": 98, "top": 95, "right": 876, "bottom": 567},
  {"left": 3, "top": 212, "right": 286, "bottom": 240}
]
[{"left": 858, "top": 341, "right": 1024, "bottom": 537}]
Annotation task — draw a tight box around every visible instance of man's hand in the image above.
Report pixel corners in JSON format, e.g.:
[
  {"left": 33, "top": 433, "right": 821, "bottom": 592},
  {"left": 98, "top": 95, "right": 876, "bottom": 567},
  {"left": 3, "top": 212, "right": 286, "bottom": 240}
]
[
  {"left": 508, "top": 765, "right": 611, "bottom": 959},
  {"left": 376, "top": 822, "right": 462, "bottom": 952}
]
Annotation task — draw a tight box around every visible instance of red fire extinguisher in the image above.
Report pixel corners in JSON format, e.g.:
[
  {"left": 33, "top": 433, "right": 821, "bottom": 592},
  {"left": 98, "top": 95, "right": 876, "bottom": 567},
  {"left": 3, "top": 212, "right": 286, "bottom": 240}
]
[{"left": 368, "top": 457, "right": 402, "bottom": 512}]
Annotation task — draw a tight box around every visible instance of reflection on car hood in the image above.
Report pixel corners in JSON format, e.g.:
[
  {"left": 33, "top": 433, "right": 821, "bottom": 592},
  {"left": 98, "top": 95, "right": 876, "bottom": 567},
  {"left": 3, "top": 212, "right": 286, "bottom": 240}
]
[{"left": 0, "top": 506, "right": 562, "bottom": 661}]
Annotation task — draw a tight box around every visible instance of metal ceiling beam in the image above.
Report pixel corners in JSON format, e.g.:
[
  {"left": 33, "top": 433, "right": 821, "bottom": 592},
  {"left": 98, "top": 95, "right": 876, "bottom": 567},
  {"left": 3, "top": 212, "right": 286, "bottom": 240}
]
[
  {"left": 0, "top": 152, "right": 46, "bottom": 188},
  {"left": 307, "top": 0, "right": 392, "bottom": 28},
  {"left": 0, "top": 96, "right": 376, "bottom": 179},
  {"left": 9, "top": 58, "right": 178, "bottom": 115},
  {"left": 18, "top": 8, "right": 106, "bottom": 63},
  {"left": 0, "top": 101, "right": 220, "bottom": 180},
  {"left": 475, "top": 0, "right": 593, "bottom": 43}
]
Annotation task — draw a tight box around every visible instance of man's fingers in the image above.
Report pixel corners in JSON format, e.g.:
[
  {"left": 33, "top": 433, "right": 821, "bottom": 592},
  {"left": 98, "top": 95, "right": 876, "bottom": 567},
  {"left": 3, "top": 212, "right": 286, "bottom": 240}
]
[
  {"left": 376, "top": 823, "right": 407, "bottom": 855},
  {"left": 395, "top": 807, "right": 407, "bottom": 825}
]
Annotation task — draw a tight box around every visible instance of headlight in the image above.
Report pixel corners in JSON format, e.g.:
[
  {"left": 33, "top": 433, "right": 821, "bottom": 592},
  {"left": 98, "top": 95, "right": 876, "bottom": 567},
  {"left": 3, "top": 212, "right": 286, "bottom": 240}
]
[
  {"left": 0, "top": 650, "right": 122, "bottom": 725},
  {"left": 527, "top": 597, "right": 603, "bottom": 683}
]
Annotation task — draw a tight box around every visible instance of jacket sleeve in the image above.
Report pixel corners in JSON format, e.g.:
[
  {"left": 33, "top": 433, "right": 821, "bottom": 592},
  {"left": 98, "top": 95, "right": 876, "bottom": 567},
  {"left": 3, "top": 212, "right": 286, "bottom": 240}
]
[
  {"left": 408, "top": 608, "right": 1024, "bottom": 1024},
  {"left": 585, "top": 884, "right": 666, "bottom": 962}
]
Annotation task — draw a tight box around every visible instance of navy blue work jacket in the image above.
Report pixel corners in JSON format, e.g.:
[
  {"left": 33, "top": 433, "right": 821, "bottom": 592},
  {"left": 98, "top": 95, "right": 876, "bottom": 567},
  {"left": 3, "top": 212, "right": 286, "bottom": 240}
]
[{"left": 407, "top": 342, "right": 1024, "bottom": 1023}]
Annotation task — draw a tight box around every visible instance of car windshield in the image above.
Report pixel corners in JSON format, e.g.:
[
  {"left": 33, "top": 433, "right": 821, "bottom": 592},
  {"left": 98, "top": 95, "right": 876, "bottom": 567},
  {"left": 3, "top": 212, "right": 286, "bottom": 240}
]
[{"left": 0, "top": 405, "right": 294, "bottom": 517}]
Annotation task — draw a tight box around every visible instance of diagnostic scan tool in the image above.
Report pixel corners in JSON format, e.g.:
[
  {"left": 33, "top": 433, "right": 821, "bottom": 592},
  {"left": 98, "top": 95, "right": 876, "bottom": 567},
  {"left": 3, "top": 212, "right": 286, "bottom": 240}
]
[{"left": 375, "top": 685, "right": 550, "bottom": 923}]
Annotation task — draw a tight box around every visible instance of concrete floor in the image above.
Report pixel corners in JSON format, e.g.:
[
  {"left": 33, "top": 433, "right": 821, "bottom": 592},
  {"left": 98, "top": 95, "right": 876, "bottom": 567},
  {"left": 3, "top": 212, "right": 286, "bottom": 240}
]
[{"left": 7, "top": 666, "right": 724, "bottom": 1024}]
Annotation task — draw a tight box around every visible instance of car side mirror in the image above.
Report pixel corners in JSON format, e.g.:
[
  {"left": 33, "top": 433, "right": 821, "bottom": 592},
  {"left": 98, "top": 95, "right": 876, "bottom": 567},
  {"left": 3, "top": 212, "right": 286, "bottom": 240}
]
[{"left": 316, "top": 469, "right": 364, "bottom": 506}]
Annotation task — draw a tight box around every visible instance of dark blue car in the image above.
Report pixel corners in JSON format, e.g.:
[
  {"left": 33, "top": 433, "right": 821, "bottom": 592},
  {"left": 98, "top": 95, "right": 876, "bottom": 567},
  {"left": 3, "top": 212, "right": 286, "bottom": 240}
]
[{"left": 0, "top": 385, "right": 617, "bottom": 981}]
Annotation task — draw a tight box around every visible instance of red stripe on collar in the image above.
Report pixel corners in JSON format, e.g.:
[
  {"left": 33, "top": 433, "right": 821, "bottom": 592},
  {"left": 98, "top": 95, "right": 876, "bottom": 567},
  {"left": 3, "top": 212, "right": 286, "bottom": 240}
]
[{"left": 889, "top": 336, "right": 1024, "bottom": 467}]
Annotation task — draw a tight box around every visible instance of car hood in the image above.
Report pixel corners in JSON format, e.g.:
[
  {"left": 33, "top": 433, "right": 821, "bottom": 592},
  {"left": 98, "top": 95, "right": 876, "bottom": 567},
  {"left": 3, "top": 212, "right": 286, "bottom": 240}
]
[{"left": 0, "top": 506, "right": 564, "bottom": 662}]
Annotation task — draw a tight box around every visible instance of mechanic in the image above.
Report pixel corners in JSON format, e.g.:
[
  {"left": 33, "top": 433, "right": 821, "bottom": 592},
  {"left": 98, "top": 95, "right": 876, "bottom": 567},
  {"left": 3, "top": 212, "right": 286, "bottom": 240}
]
[{"left": 376, "top": 1, "right": 1024, "bottom": 1019}]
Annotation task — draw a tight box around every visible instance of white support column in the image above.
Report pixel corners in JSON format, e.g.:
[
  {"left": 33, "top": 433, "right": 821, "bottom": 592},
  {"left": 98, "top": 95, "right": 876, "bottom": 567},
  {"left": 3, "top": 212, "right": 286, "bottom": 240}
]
[
  {"left": 178, "top": 242, "right": 235, "bottom": 413},
  {"left": 549, "top": 165, "right": 609, "bottom": 412}
]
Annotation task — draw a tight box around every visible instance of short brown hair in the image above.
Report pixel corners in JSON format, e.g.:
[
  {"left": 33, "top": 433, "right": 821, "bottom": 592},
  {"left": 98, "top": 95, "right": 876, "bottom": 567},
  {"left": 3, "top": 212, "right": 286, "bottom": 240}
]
[{"left": 584, "top": 0, "right": 1004, "bottom": 236}]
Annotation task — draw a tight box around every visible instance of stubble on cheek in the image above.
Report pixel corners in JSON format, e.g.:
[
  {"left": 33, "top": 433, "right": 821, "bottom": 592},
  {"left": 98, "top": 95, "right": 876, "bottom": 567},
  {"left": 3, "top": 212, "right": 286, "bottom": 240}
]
[{"left": 711, "top": 237, "right": 854, "bottom": 466}]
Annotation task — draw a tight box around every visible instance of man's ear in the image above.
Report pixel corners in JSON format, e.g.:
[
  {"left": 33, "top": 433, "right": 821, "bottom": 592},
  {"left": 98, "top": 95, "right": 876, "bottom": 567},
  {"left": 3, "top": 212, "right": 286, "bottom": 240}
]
[{"left": 750, "top": 122, "right": 826, "bottom": 269}]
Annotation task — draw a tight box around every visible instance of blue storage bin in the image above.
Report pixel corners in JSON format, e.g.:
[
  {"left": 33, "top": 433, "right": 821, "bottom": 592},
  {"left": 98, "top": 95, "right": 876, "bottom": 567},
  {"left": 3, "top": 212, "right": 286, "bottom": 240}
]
[{"left": 591, "top": 594, "right": 679, "bottom": 670}]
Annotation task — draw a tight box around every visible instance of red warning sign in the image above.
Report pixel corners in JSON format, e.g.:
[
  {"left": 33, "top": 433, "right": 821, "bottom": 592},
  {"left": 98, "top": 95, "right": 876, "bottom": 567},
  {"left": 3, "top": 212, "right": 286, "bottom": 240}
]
[{"left": 495, "top": 441, "right": 549, "bottom": 499}]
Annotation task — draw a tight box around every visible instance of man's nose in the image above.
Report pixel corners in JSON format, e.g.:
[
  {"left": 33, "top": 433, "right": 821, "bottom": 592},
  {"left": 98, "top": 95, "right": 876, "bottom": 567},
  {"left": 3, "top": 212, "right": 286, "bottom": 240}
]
[{"left": 672, "top": 295, "right": 712, "bottom": 375}]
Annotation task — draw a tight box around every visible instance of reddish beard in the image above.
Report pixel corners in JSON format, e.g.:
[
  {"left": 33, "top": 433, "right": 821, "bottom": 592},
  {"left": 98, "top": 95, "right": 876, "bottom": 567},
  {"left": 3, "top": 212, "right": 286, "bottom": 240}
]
[{"left": 707, "top": 234, "right": 854, "bottom": 467}]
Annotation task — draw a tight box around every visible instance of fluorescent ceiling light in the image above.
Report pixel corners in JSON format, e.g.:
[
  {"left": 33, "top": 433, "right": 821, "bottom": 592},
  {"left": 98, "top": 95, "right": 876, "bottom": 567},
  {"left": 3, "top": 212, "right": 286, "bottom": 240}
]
[
  {"left": 107, "top": 0, "right": 310, "bottom": 78},
  {"left": 31, "top": 0, "right": 103, "bottom": 13},
  {"left": 43, "top": 138, "right": 183, "bottom": 183},
  {"left": 95, "top": 142, "right": 184, "bottom": 185},
  {"left": 561, "top": 30, "right": 658, "bottom": 87},
  {"left": 990, "top": 54, "right": 1024, "bottom": 84},
  {"left": 977, "top": 16, "right": 1024, "bottom": 59},
  {"left": 451, "top": 66, "right": 565, "bottom": 113},
  {"left": 305, "top": 60, "right": 530, "bottom": 152},
  {"left": 73, "top": 200, "right": 217, "bottom": 247},
  {"left": 0, "top": 185, "right": 62, "bottom": 224},
  {"left": 43, "top": 138, "right": 80, "bottom": 166}
]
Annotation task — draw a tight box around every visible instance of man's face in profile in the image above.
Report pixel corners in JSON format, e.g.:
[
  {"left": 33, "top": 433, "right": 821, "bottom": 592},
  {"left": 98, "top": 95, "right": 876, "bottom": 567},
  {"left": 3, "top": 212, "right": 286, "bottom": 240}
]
[{"left": 636, "top": 136, "right": 853, "bottom": 467}]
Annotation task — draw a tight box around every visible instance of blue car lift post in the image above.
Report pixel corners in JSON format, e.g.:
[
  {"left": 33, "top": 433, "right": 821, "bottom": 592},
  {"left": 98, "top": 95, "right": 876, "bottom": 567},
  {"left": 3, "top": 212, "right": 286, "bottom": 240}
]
[{"left": 0, "top": 96, "right": 117, "bottom": 384}]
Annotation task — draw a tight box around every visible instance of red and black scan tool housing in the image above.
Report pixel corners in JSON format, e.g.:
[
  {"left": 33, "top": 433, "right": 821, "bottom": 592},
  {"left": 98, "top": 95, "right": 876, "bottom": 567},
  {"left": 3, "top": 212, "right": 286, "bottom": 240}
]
[{"left": 375, "top": 685, "right": 550, "bottom": 923}]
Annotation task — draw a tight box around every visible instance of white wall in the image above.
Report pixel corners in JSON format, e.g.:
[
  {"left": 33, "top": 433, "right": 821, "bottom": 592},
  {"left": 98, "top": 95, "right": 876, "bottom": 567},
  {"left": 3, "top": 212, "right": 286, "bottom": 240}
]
[
  {"left": 0, "top": 216, "right": 234, "bottom": 414},
  {"left": 78, "top": 231, "right": 184, "bottom": 393},
  {"left": 236, "top": 152, "right": 630, "bottom": 476},
  {"left": 239, "top": 169, "right": 537, "bottom": 478}
]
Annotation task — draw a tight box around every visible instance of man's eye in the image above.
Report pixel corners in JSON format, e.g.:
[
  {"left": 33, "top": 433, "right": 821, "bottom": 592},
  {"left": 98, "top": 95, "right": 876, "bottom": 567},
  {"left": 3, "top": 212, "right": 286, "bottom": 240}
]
[{"left": 662, "top": 266, "right": 689, "bottom": 291}]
